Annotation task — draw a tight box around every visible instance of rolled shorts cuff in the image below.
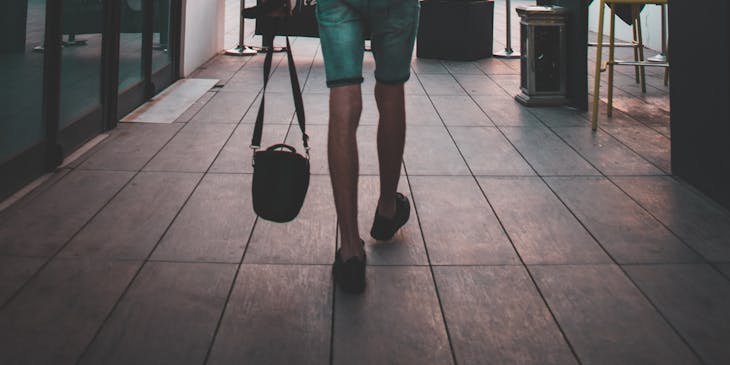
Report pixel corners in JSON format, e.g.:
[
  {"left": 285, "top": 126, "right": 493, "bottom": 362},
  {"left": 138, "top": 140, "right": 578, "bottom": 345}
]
[
  {"left": 374, "top": 74, "right": 411, "bottom": 85},
  {"left": 326, "top": 77, "right": 365, "bottom": 88}
]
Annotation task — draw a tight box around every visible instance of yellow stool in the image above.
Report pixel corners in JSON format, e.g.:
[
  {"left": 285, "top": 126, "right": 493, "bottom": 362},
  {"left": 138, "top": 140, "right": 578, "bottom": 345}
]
[
  {"left": 589, "top": 4, "right": 648, "bottom": 92},
  {"left": 591, "top": 0, "right": 670, "bottom": 130}
]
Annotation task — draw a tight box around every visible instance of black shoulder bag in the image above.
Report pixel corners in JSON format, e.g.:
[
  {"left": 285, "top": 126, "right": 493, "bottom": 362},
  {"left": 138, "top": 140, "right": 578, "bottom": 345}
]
[{"left": 251, "top": 36, "right": 310, "bottom": 223}]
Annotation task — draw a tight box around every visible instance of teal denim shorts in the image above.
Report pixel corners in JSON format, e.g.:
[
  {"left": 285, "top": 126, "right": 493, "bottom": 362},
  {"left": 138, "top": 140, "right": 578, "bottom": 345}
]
[{"left": 315, "top": 0, "right": 420, "bottom": 88}]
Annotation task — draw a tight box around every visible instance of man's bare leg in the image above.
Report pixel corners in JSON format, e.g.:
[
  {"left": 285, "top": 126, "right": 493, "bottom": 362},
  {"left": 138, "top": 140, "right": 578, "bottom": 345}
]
[
  {"left": 329, "top": 84, "right": 364, "bottom": 261},
  {"left": 374, "top": 82, "right": 406, "bottom": 219}
]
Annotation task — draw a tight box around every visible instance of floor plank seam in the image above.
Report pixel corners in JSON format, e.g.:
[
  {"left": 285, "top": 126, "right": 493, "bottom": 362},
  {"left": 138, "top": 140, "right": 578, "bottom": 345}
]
[
  {"left": 73, "top": 88, "right": 248, "bottom": 360},
  {"left": 541, "top": 118, "right": 667, "bottom": 182},
  {"left": 0, "top": 97, "right": 199, "bottom": 307},
  {"left": 713, "top": 263, "right": 730, "bottom": 283},
  {"left": 201, "top": 216, "right": 260, "bottom": 365},
  {"left": 418, "top": 67, "right": 588, "bottom": 364},
  {"left": 445, "top": 66, "right": 609, "bottom": 365},
  {"left": 613, "top": 265, "right": 709, "bottom": 364},
  {"left": 591, "top": 125, "right": 671, "bottom": 175},
  {"left": 536, "top": 174, "right": 708, "bottom": 363},
  {"left": 402, "top": 163, "right": 460, "bottom": 365},
  {"left": 606, "top": 176, "right": 719, "bottom": 264},
  {"left": 528, "top": 117, "right": 638, "bottom": 179},
  {"left": 0, "top": 169, "right": 141, "bottom": 314},
  {"left": 72, "top": 171, "right": 207, "bottom": 363},
  {"left": 0, "top": 169, "right": 72, "bottom": 221}
]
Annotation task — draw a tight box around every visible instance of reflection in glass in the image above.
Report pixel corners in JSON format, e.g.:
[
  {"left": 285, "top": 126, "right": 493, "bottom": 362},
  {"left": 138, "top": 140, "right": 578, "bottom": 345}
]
[
  {"left": 119, "top": 0, "right": 144, "bottom": 91},
  {"left": 59, "top": 0, "right": 104, "bottom": 128},
  {"left": 152, "top": 0, "right": 172, "bottom": 73},
  {"left": 0, "top": 0, "right": 46, "bottom": 163}
]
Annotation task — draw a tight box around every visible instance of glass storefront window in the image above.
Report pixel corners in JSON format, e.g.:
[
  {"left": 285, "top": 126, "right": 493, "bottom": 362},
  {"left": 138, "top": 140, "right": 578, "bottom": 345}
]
[
  {"left": 152, "top": 0, "right": 172, "bottom": 73},
  {"left": 1, "top": 0, "right": 180, "bottom": 199},
  {"left": 58, "top": 0, "right": 104, "bottom": 128},
  {"left": 0, "top": 0, "right": 46, "bottom": 164},
  {"left": 119, "top": 0, "right": 144, "bottom": 91}
]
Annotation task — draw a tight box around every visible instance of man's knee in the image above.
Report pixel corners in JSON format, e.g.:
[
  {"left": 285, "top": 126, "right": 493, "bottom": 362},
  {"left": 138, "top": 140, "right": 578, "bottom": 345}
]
[
  {"left": 375, "top": 81, "right": 404, "bottom": 92},
  {"left": 374, "top": 82, "right": 405, "bottom": 100},
  {"left": 330, "top": 85, "right": 363, "bottom": 118}
]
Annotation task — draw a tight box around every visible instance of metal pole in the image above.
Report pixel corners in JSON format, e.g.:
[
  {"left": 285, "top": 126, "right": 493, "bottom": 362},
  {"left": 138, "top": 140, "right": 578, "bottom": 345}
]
[
  {"left": 494, "top": 0, "right": 520, "bottom": 58},
  {"left": 225, "top": 0, "right": 257, "bottom": 56},
  {"left": 648, "top": 4, "right": 667, "bottom": 63}
]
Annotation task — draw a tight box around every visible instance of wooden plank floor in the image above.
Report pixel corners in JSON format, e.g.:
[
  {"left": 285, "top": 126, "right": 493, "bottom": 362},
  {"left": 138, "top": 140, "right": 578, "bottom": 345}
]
[{"left": 1, "top": 2, "right": 730, "bottom": 363}]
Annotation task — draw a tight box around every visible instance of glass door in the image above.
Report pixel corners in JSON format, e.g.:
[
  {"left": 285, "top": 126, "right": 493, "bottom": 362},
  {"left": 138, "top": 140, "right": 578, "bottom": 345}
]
[
  {"left": 0, "top": 0, "right": 182, "bottom": 200},
  {"left": 0, "top": 0, "right": 48, "bottom": 199},
  {"left": 117, "top": 0, "right": 146, "bottom": 117},
  {"left": 151, "top": 0, "right": 174, "bottom": 81},
  {"left": 117, "top": 0, "right": 178, "bottom": 119},
  {"left": 57, "top": 0, "right": 106, "bottom": 152},
  {"left": 119, "top": 0, "right": 144, "bottom": 92}
]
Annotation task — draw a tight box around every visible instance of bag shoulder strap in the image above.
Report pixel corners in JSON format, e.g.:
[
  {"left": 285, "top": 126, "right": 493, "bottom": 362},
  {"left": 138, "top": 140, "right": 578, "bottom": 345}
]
[{"left": 251, "top": 31, "right": 308, "bottom": 152}]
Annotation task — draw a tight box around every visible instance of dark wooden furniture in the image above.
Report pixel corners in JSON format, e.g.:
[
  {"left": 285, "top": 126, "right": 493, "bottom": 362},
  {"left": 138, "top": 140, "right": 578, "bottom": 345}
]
[
  {"left": 417, "top": 0, "right": 495, "bottom": 61},
  {"left": 536, "top": 0, "right": 589, "bottom": 110},
  {"left": 671, "top": 0, "right": 730, "bottom": 210}
]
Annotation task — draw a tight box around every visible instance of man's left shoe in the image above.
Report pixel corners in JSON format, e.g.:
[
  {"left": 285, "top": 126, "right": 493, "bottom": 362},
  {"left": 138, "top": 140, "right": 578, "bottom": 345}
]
[{"left": 370, "top": 192, "right": 411, "bottom": 241}]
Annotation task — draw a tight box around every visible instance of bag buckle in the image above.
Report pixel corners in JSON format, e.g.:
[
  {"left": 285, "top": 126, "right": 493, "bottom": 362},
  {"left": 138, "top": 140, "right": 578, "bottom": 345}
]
[{"left": 250, "top": 144, "right": 260, "bottom": 166}]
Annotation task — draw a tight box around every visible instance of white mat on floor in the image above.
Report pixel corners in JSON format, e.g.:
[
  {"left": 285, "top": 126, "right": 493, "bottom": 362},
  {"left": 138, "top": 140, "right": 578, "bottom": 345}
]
[{"left": 121, "top": 78, "right": 218, "bottom": 124}]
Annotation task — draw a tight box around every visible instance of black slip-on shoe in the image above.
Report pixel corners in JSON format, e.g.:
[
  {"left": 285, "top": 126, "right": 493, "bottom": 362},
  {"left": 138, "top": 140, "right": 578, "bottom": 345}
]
[
  {"left": 370, "top": 192, "right": 411, "bottom": 241},
  {"left": 333, "top": 243, "right": 366, "bottom": 294}
]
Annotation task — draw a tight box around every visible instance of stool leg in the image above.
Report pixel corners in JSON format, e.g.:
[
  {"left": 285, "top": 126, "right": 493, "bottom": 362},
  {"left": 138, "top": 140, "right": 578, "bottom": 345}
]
[
  {"left": 607, "top": 4, "right": 616, "bottom": 117},
  {"left": 635, "top": 5, "right": 647, "bottom": 93},
  {"left": 664, "top": 40, "right": 670, "bottom": 86},
  {"left": 632, "top": 11, "right": 640, "bottom": 84},
  {"left": 592, "top": 0, "right": 607, "bottom": 131}
]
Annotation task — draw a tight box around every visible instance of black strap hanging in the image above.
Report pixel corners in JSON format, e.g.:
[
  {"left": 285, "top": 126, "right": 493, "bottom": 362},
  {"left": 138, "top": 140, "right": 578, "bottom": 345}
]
[{"left": 250, "top": 31, "right": 309, "bottom": 153}]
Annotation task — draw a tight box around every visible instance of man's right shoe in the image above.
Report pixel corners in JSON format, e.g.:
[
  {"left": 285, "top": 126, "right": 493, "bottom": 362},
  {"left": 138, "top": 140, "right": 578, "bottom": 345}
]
[
  {"left": 332, "top": 245, "right": 366, "bottom": 294},
  {"left": 370, "top": 192, "right": 410, "bottom": 241}
]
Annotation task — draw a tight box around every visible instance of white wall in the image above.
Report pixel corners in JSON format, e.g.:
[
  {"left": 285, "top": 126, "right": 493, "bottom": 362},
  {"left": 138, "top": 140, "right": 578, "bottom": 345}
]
[
  {"left": 588, "top": 2, "right": 667, "bottom": 53},
  {"left": 181, "top": 0, "right": 226, "bottom": 76},
  {"left": 224, "top": 0, "right": 241, "bottom": 50}
]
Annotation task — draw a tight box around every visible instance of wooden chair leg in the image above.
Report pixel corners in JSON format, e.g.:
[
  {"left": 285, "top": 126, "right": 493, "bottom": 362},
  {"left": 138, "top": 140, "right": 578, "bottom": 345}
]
[
  {"left": 607, "top": 4, "right": 616, "bottom": 117},
  {"left": 592, "top": 0, "right": 606, "bottom": 130},
  {"left": 635, "top": 5, "right": 647, "bottom": 93}
]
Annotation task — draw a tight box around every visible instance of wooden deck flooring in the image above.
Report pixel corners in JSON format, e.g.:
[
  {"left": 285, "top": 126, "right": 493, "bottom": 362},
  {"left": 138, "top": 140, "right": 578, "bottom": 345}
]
[{"left": 1, "top": 3, "right": 729, "bottom": 363}]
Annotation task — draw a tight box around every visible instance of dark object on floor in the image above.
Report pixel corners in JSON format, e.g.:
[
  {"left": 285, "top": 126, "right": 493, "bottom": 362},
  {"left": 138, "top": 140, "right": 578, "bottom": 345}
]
[
  {"left": 515, "top": 6, "right": 569, "bottom": 107},
  {"left": 370, "top": 193, "right": 411, "bottom": 241},
  {"left": 417, "top": 0, "right": 495, "bottom": 61},
  {"left": 536, "top": 0, "right": 589, "bottom": 110}
]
